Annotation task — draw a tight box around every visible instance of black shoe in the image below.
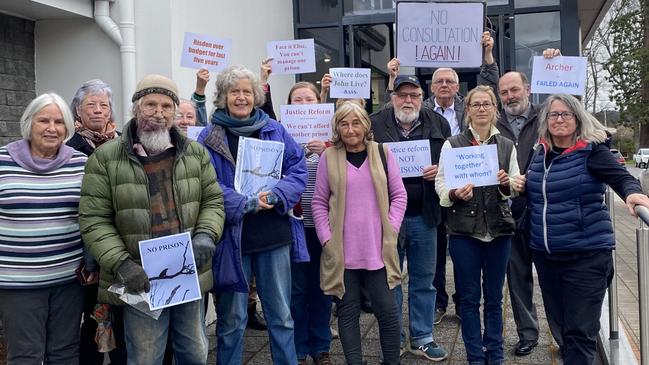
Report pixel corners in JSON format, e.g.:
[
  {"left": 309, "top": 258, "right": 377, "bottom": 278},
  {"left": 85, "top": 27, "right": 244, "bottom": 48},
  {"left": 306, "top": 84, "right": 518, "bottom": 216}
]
[
  {"left": 247, "top": 307, "right": 267, "bottom": 330},
  {"left": 515, "top": 339, "right": 538, "bottom": 356},
  {"left": 361, "top": 300, "right": 373, "bottom": 313}
]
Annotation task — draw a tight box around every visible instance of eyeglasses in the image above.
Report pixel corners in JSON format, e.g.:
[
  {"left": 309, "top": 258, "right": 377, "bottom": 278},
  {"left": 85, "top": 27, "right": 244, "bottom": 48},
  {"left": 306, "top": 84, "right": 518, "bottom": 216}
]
[
  {"left": 141, "top": 101, "right": 175, "bottom": 116},
  {"left": 548, "top": 111, "right": 576, "bottom": 121},
  {"left": 432, "top": 79, "right": 457, "bottom": 85},
  {"left": 393, "top": 92, "right": 422, "bottom": 100},
  {"left": 469, "top": 102, "right": 494, "bottom": 110}
]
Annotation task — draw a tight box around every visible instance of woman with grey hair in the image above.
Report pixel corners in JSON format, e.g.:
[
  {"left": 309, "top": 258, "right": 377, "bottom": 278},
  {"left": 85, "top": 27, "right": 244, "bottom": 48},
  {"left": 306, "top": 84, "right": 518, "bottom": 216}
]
[
  {"left": 514, "top": 93, "right": 649, "bottom": 364},
  {"left": 68, "top": 79, "right": 126, "bottom": 365},
  {"left": 197, "top": 65, "right": 307, "bottom": 364},
  {"left": 68, "top": 79, "right": 118, "bottom": 156},
  {"left": 0, "top": 93, "right": 88, "bottom": 364}
]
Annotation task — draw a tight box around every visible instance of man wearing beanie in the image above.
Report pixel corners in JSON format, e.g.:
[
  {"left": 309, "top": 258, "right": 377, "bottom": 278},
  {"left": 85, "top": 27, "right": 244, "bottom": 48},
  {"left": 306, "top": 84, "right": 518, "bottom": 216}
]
[{"left": 79, "top": 74, "right": 225, "bottom": 364}]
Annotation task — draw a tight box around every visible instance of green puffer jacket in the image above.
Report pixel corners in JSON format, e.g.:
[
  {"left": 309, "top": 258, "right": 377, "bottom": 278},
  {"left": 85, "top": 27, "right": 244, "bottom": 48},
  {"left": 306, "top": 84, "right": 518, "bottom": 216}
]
[{"left": 79, "top": 120, "right": 225, "bottom": 305}]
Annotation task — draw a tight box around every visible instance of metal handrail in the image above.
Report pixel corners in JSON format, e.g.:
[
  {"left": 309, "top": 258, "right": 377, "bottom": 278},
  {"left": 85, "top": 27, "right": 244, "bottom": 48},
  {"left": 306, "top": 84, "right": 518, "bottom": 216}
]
[
  {"left": 606, "top": 188, "right": 619, "bottom": 340},
  {"left": 635, "top": 204, "right": 649, "bottom": 365}
]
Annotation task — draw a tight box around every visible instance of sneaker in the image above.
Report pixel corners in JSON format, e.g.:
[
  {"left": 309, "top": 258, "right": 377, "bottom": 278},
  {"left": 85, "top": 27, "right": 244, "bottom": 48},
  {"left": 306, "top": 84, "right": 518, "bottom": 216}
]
[
  {"left": 314, "top": 352, "right": 332, "bottom": 365},
  {"left": 434, "top": 307, "right": 446, "bottom": 325},
  {"left": 410, "top": 341, "right": 448, "bottom": 361}
]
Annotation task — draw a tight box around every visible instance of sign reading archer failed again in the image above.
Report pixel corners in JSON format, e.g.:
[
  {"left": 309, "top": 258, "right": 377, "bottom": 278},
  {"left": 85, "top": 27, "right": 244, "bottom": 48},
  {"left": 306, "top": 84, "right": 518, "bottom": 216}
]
[{"left": 441, "top": 144, "right": 498, "bottom": 189}]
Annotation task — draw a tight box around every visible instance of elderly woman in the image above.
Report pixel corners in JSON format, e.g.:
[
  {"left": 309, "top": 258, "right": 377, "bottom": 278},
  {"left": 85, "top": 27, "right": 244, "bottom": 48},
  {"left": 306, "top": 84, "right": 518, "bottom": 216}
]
[
  {"left": 312, "top": 101, "right": 407, "bottom": 365},
  {"left": 67, "top": 79, "right": 127, "bottom": 365},
  {"left": 175, "top": 98, "right": 198, "bottom": 135},
  {"left": 197, "top": 65, "right": 307, "bottom": 365},
  {"left": 435, "top": 85, "right": 519, "bottom": 365},
  {"left": 0, "top": 93, "right": 88, "bottom": 364},
  {"left": 514, "top": 93, "right": 649, "bottom": 364}
]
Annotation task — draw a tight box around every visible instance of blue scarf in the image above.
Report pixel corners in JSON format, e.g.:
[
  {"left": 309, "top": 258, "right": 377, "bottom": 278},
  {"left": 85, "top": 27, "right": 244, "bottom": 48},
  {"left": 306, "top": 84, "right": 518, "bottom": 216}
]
[{"left": 211, "top": 108, "right": 269, "bottom": 137}]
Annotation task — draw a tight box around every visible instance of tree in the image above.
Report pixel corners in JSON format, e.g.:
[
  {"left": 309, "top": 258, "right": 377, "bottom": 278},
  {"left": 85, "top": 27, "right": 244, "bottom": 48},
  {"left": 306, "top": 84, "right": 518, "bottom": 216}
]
[{"left": 607, "top": 0, "right": 649, "bottom": 146}]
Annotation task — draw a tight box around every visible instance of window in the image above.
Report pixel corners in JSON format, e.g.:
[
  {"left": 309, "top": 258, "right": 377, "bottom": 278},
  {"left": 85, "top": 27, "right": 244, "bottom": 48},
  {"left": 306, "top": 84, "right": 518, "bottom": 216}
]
[
  {"left": 297, "top": 28, "right": 340, "bottom": 87},
  {"left": 297, "top": 0, "right": 339, "bottom": 24}
]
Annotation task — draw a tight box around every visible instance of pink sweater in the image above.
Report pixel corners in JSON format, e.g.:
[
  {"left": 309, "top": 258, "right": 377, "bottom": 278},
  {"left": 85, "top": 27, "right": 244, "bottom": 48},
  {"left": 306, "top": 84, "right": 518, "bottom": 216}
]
[{"left": 312, "top": 150, "right": 407, "bottom": 270}]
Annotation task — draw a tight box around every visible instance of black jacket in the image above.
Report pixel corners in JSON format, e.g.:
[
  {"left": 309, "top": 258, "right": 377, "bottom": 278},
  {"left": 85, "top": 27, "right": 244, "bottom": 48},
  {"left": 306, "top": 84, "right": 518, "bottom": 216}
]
[{"left": 369, "top": 107, "right": 451, "bottom": 226}]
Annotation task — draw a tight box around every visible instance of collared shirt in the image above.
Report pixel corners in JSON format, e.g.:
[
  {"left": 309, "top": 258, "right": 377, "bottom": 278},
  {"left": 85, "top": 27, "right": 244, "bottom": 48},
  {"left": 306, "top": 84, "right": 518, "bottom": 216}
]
[
  {"left": 505, "top": 104, "right": 532, "bottom": 139},
  {"left": 394, "top": 116, "right": 422, "bottom": 139},
  {"left": 433, "top": 98, "right": 459, "bottom": 136}
]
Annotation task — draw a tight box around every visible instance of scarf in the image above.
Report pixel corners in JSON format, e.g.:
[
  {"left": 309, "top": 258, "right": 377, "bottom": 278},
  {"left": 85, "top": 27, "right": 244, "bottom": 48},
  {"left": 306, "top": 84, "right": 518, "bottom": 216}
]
[
  {"left": 211, "top": 108, "right": 268, "bottom": 137},
  {"left": 6, "top": 139, "right": 75, "bottom": 173},
  {"left": 74, "top": 120, "right": 118, "bottom": 149}
]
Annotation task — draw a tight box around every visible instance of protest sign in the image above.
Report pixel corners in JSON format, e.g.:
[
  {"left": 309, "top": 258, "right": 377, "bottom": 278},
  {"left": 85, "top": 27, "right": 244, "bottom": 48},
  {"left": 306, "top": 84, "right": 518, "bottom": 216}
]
[
  {"left": 441, "top": 144, "right": 499, "bottom": 189},
  {"left": 329, "top": 68, "right": 371, "bottom": 99},
  {"left": 531, "top": 56, "right": 588, "bottom": 96},
  {"left": 396, "top": 1, "right": 484, "bottom": 68},
  {"left": 138, "top": 232, "right": 202, "bottom": 311},
  {"left": 234, "top": 138, "right": 285, "bottom": 195},
  {"left": 280, "top": 104, "right": 334, "bottom": 144},
  {"left": 180, "top": 32, "right": 231, "bottom": 72},
  {"left": 186, "top": 126, "right": 205, "bottom": 141},
  {"left": 384, "top": 140, "right": 431, "bottom": 178},
  {"left": 267, "top": 39, "right": 316, "bottom": 75}
]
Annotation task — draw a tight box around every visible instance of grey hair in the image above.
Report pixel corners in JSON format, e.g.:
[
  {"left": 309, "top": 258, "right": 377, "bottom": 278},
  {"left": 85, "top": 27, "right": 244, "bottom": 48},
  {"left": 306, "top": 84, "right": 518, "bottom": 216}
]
[
  {"left": 70, "top": 79, "right": 115, "bottom": 123},
  {"left": 538, "top": 93, "right": 615, "bottom": 150},
  {"left": 330, "top": 100, "right": 373, "bottom": 148},
  {"left": 431, "top": 68, "right": 459, "bottom": 84},
  {"left": 20, "top": 93, "right": 75, "bottom": 142},
  {"left": 213, "top": 65, "right": 265, "bottom": 110},
  {"left": 179, "top": 98, "right": 197, "bottom": 110}
]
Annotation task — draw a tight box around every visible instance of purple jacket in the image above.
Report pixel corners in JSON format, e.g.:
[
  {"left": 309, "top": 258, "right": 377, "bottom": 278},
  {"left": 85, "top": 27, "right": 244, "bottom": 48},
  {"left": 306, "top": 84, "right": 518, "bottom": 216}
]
[{"left": 198, "top": 111, "right": 308, "bottom": 293}]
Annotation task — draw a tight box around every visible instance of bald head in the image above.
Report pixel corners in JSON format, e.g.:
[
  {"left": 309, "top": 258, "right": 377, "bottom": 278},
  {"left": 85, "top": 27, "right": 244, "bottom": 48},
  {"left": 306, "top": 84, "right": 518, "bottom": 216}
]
[{"left": 498, "top": 71, "right": 530, "bottom": 116}]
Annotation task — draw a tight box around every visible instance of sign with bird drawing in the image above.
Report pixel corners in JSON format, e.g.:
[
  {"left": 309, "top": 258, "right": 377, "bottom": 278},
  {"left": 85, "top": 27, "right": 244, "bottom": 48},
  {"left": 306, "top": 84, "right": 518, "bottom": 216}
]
[
  {"left": 138, "top": 232, "right": 202, "bottom": 311},
  {"left": 234, "top": 137, "right": 285, "bottom": 196}
]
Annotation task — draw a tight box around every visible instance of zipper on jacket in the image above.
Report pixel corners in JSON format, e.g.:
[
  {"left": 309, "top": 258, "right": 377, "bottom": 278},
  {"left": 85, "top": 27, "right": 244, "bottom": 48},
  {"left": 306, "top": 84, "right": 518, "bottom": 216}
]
[{"left": 541, "top": 162, "right": 551, "bottom": 254}]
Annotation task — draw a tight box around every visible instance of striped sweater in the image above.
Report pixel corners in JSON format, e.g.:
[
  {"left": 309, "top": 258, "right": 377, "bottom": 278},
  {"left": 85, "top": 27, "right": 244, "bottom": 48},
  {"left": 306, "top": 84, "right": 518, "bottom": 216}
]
[{"left": 0, "top": 144, "right": 87, "bottom": 289}]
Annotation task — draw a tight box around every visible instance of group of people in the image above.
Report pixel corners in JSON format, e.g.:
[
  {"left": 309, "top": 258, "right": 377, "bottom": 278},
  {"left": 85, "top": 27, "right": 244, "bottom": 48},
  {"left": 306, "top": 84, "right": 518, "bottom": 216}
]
[{"left": 0, "top": 32, "right": 648, "bottom": 365}]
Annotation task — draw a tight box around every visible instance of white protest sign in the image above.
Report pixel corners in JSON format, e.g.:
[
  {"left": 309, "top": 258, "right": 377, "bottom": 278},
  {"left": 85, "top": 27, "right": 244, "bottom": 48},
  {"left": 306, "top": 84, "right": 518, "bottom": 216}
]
[
  {"left": 329, "top": 68, "right": 371, "bottom": 99},
  {"left": 138, "top": 232, "right": 202, "bottom": 311},
  {"left": 384, "top": 140, "right": 431, "bottom": 178},
  {"left": 186, "top": 126, "right": 205, "bottom": 141},
  {"left": 531, "top": 56, "right": 588, "bottom": 96},
  {"left": 267, "top": 39, "right": 316, "bottom": 75},
  {"left": 280, "top": 104, "right": 334, "bottom": 144},
  {"left": 396, "top": 2, "right": 484, "bottom": 68},
  {"left": 441, "top": 144, "right": 499, "bottom": 189},
  {"left": 180, "top": 32, "right": 231, "bottom": 72}
]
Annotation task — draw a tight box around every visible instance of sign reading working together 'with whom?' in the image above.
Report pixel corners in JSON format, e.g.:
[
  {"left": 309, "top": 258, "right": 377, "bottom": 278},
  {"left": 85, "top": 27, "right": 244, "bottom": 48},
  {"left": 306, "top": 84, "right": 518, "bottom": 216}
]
[
  {"left": 441, "top": 144, "right": 498, "bottom": 189},
  {"left": 181, "top": 32, "right": 231, "bottom": 72}
]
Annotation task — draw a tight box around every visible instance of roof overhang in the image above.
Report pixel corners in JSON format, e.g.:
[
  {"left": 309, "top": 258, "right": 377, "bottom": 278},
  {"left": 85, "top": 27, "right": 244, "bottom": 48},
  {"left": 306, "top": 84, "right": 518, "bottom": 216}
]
[
  {"left": 0, "top": 0, "right": 93, "bottom": 21},
  {"left": 580, "top": 0, "right": 615, "bottom": 46}
]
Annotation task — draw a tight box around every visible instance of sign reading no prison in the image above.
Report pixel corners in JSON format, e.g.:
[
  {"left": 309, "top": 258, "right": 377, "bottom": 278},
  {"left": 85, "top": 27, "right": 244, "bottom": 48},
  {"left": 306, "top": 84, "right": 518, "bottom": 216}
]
[{"left": 396, "top": 1, "right": 485, "bottom": 68}]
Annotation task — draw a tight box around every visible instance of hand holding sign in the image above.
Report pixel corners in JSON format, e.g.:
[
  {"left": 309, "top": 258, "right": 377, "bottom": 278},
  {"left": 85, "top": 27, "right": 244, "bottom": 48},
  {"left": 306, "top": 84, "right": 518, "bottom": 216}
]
[
  {"left": 260, "top": 58, "right": 273, "bottom": 84},
  {"left": 195, "top": 68, "right": 210, "bottom": 96}
]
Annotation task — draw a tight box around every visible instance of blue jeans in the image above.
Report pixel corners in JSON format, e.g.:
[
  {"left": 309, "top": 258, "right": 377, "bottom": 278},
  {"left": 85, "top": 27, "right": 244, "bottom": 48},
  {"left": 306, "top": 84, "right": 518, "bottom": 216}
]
[
  {"left": 449, "top": 235, "right": 511, "bottom": 365},
  {"left": 291, "top": 227, "right": 332, "bottom": 359},
  {"left": 123, "top": 298, "right": 207, "bottom": 365},
  {"left": 394, "top": 215, "right": 437, "bottom": 347},
  {"left": 217, "top": 244, "right": 296, "bottom": 365}
]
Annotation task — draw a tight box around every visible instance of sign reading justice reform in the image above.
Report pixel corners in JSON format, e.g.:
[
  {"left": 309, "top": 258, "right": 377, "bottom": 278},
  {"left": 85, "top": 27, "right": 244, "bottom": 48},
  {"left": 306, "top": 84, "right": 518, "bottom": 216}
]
[{"left": 396, "top": 2, "right": 484, "bottom": 68}]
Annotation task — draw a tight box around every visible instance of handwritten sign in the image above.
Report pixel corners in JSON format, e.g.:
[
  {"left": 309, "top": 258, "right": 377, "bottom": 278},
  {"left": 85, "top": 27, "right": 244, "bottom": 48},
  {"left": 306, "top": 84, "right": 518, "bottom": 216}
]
[
  {"left": 384, "top": 140, "right": 431, "bottom": 178},
  {"left": 396, "top": 2, "right": 484, "bottom": 68},
  {"left": 531, "top": 56, "right": 588, "bottom": 96},
  {"left": 186, "top": 126, "right": 205, "bottom": 141},
  {"left": 138, "top": 232, "right": 202, "bottom": 311},
  {"left": 280, "top": 104, "right": 334, "bottom": 144},
  {"left": 267, "top": 39, "right": 316, "bottom": 75},
  {"left": 441, "top": 144, "right": 498, "bottom": 189},
  {"left": 329, "top": 68, "right": 371, "bottom": 99},
  {"left": 180, "top": 32, "right": 231, "bottom": 72}
]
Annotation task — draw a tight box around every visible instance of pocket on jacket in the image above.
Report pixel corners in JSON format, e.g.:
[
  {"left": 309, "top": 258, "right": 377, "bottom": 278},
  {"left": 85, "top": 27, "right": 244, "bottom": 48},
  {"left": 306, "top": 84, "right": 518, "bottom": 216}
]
[{"left": 446, "top": 202, "right": 478, "bottom": 234}]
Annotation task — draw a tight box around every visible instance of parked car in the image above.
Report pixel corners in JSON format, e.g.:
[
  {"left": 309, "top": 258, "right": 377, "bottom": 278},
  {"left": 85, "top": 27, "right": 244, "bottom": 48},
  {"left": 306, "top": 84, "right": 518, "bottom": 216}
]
[
  {"left": 634, "top": 148, "right": 649, "bottom": 168},
  {"left": 610, "top": 148, "right": 625, "bottom": 166}
]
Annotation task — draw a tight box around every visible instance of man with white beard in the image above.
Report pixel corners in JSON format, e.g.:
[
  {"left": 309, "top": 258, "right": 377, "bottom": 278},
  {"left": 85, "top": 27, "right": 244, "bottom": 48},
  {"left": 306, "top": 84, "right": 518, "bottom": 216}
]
[
  {"left": 79, "top": 74, "right": 225, "bottom": 365},
  {"left": 369, "top": 75, "right": 451, "bottom": 362}
]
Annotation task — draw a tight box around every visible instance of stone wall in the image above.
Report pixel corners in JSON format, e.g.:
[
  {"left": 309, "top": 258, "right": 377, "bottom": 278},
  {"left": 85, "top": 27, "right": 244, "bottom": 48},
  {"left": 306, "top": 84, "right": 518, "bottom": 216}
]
[{"left": 0, "top": 13, "right": 35, "bottom": 146}]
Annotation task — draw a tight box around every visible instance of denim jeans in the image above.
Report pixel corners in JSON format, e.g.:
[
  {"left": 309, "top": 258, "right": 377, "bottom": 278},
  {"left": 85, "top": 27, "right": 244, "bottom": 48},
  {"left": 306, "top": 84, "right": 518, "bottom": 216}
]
[
  {"left": 291, "top": 227, "right": 332, "bottom": 359},
  {"left": 336, "top": 268, "right": 400, "bottom": 365},
  {"left": 0, "top": 282, "right": 83, "bottom": 365},
  {"left": 533, "top": 249, "right": 613, "bottom": 365},
  {"left": 217, "top": 244, "right": 296, "bottom": 365},
  {"left": 123, "top": 298, "right": 207, "bottom": 365},
  {"left": 394, "top": 215, "right": 437, "bottom": 347},
  {"left": 449, "top": 235, "right": 511, "bottom": 365}
]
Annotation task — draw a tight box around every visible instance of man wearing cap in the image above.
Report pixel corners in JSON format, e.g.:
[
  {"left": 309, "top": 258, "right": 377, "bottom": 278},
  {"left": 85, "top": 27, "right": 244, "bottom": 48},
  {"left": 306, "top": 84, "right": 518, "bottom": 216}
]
[
  {"left": 79, "top": 74, "right": 225, "bottom": 364},
  {"left": 370, "top": 75, "right": 451, "bottom": 362}
]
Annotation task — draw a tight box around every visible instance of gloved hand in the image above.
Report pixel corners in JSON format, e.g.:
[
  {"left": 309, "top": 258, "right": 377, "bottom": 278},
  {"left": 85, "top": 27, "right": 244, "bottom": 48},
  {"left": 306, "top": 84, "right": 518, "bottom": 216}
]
[
  {"left": 115, "top": 259, "right": 150, "bottom": 293},
  {"left": 192, "top": 233, "right": 216, "bottom": 268}
]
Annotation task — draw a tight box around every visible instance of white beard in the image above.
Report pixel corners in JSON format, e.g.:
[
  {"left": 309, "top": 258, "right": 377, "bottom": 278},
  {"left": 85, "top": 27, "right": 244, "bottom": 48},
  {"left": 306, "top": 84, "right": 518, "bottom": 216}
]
[
  {"left": 137, "top": 128, "right": 171, "bottom": 155},
  {"left": 395, "top": 108, "right": 419, "bottom": 124}
]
